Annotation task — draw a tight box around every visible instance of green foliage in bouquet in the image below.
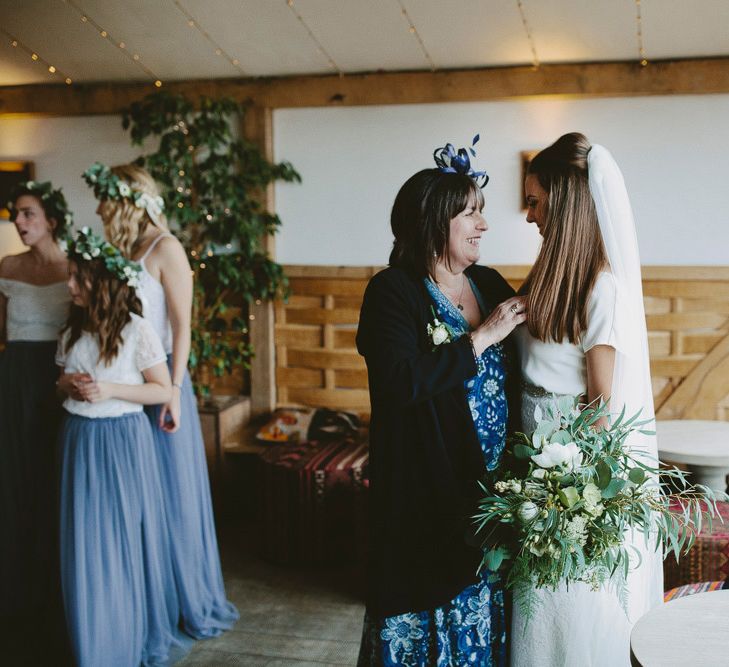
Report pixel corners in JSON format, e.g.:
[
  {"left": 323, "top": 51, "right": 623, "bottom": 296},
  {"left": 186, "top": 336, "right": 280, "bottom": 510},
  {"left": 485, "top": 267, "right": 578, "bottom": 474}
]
[
  {"left": 474, "top": 396, "right": 726, "bottom": 620},
  {"left": 122, "top": 91, "right": 301, "bottom": 398}
]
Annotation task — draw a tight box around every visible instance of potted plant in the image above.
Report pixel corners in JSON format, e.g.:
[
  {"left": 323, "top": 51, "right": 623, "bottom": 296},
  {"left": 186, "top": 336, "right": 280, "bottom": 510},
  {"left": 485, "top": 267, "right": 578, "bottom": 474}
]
[{"left": 122, "top": 91, "right": 300, "bottom": 461}]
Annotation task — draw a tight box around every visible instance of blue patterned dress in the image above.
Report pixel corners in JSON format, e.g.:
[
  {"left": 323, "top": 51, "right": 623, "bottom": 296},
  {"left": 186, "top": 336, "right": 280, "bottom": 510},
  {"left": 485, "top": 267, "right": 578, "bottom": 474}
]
[{"left": 358, "top": 278, "right": 508, "bottom": 667}]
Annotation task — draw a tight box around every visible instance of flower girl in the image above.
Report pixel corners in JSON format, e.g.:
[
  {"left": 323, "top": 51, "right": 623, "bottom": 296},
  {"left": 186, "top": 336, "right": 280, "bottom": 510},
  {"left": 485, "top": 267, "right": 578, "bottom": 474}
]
[{"left": 56, "top": 228, "right": 191, "bottom": 666}]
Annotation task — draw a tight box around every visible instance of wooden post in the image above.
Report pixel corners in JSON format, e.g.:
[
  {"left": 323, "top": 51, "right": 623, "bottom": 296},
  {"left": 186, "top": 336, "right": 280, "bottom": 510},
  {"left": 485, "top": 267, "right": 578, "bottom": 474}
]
[{"left": 242, "top": 106, "right": 277, "bottom": 417}]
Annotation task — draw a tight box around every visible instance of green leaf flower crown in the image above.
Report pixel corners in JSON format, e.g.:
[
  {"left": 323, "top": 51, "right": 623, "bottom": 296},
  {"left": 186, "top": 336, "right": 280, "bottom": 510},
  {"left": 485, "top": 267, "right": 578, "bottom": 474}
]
[
  {"left": 82, "top": 162, "right": 165, "bottom": 223},
  {"left": 65, "top": 226, "right": 142, "bottom": 289},
  {"left": 7, "top": 180, "right": 73, "bottom": 232}
]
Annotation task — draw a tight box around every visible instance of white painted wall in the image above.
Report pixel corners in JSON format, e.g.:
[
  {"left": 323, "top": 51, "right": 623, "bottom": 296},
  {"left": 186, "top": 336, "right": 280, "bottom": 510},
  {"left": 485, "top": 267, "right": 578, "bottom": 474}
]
[
  {"left": 0, "top": 115, "right": 142, "bottom": 235},
  {"left": 1, "top": 97, "right": 727, "bottom": 267},
  {"left": 273, "top": 95, "right": 729, "bottom": 266}
]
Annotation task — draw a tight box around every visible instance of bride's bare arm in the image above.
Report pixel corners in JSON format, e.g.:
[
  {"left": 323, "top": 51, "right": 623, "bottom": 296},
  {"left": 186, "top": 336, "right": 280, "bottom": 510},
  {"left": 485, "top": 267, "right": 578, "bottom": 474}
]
[{"left": 586, "top": 344, "right": 616, "bottom": 427}]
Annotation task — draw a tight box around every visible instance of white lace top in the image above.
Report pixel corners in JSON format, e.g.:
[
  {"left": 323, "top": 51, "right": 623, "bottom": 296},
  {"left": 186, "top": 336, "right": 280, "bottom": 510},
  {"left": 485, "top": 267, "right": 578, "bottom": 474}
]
[
  {"left": 56, "top": 313, "right": 166, "bottom": 418},
  {"left": 137, "top": 233, "right": 173, "bottom": 354},
  {"left": 515, "top": 272, "right": 617, "bottom": 396},
  {"left": 0, "top": 278, "right": 70, "bottom": 342}
]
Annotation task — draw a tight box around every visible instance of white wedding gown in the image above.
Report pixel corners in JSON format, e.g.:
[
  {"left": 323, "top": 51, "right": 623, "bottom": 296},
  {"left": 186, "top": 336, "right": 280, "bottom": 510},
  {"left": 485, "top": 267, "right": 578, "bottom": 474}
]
[{"left": 510, "top": 272, "right": 664, "bottom": 667}]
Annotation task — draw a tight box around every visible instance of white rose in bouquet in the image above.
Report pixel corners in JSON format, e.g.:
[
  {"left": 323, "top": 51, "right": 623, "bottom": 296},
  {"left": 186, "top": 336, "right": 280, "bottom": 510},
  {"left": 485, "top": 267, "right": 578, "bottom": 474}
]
[{"left": 531, "top": 441, "right": 583, "bottom": 471}]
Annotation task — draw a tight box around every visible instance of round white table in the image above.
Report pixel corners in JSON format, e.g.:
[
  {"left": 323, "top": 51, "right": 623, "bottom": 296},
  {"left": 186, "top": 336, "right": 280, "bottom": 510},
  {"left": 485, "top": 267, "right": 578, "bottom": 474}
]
[
  {"left": 656, "top": 420, "right": 729, "bottom": 493},
  {"left": 631, "top": 590, "right": 729, "bottom": 666}
]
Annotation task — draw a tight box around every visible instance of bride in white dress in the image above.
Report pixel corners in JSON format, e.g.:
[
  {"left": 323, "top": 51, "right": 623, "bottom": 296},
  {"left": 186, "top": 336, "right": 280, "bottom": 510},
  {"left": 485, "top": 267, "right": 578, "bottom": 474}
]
[{"left": 511, "top": 133, "right": 663, "bottom": 666}]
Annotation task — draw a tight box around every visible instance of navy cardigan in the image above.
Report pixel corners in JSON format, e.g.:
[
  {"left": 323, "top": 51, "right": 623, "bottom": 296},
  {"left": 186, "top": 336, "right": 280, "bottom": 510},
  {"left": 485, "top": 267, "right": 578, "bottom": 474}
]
[{"left": 356, "top": 264, "right": 519, "bottom": 617}]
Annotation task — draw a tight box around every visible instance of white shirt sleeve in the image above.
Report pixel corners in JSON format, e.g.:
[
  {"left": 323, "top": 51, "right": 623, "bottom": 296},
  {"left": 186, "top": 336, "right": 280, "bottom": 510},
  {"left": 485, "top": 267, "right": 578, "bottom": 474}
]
[
  {"left": 581, "top": 272, "right": 618, "bottom": 353},
  {"left": 133, "top": 316, "right": 167, "bottom": 372}
]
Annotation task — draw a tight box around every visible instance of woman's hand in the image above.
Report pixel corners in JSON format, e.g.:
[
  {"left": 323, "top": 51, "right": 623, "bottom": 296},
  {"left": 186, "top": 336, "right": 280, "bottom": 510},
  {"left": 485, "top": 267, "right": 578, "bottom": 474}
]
[
  {"left": 471, "top": 296, "right": 527, "bottom": 355},
  {"left": 78, "top": 381, "right": 113, "bottom": 403},
  {"left": 57, "top": 372, "right": 93, "bottom": 401},
  {"left": 159, "top": 387, "right": 182, "bottom": 433}
]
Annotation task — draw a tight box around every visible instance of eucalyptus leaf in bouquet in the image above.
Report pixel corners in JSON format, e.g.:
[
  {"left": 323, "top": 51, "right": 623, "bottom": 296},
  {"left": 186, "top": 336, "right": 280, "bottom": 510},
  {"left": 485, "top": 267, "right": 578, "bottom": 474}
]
[{"left": 474, "top": 396, "right": 726, "bottom": 622}]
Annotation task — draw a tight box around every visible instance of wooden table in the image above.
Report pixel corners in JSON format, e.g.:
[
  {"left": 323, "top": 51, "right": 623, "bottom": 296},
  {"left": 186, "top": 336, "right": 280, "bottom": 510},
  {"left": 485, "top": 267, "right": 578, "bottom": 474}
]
[
  {"left": 631, "top": 590, "right": 729, "bottom": 666},
  {"left": 656, "top": 420, "right": 729, "bottom": 493}
]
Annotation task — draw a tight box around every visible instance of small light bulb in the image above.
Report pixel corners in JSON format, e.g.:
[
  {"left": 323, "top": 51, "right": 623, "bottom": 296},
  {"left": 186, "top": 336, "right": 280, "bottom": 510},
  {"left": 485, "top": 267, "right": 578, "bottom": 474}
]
[
  {"left": 177, "top": 202, "right": 184, "bottom": 208},
  {"left": 65, "top": 78, "right": 72, "bottom": 84},
  {"left": 31, "top": 53, "right": 39, "bottom": 61},
  {"left": 154, "top": 80, "right": 162, "bottom": 88},
  {"left": 100, "top": 30, "right": 108, "bottom": 38},
  {"left": 48, "top": 65, "right": 56, "bottom": 73},
  {"left": 11, "top": 40, "right": 18, "bottom": 47},
  {"left": 119, "top": 41, "right": 126, "bottom": 49}
]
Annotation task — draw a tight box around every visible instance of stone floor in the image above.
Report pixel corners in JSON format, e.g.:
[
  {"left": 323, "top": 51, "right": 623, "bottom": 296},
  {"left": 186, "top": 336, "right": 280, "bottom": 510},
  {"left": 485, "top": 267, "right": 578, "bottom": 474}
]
[{"left": 177, "top": 520, "right": 365, "bottom": 667}]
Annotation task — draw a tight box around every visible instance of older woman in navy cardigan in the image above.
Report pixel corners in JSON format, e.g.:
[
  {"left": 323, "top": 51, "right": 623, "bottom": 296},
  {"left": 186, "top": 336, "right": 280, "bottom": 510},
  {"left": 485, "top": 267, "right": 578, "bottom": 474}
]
[{"left": 356, "top": 153, "right": 525, "bottom": 667}]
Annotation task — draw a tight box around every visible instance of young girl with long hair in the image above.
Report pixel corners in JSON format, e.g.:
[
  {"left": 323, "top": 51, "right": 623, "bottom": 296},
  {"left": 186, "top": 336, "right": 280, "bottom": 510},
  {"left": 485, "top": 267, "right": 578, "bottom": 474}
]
[
  {"left": 57, "top": 228, "right": 191, "bottom": 666},
  {"left": 83, "top": 162, "right": 238, "bottom": 638},
  {"left": 0, "top": 181, "right": 71, "bottom": 661}
]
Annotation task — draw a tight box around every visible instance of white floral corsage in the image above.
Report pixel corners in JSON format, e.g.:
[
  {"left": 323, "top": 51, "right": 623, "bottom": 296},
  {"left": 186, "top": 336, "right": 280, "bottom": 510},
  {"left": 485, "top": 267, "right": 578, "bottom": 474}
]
[{"left": 426, "top": 306, "right": 455, "bottom": 348}]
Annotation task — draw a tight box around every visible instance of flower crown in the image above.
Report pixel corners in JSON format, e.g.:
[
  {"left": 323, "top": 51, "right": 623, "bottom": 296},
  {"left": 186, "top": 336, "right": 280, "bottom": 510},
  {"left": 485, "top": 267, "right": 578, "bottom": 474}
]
[
  {"left": 7, "top": 180, "right": 73, "bottom": 230},
  {"left": 65, "top": 226, "right": 142, "bottom": 289},
  {"left": 82, "top": 162, "right": 165, "bottom": 224},
  {"left": 433, "top": 134, "right": 489, "bottom": 187}
]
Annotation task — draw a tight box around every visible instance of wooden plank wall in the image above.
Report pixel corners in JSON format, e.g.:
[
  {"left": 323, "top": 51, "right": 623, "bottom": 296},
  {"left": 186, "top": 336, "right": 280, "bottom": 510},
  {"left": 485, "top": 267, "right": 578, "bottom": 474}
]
[{"left": 276, "top": 265, "right": 729, "bottom": 420}]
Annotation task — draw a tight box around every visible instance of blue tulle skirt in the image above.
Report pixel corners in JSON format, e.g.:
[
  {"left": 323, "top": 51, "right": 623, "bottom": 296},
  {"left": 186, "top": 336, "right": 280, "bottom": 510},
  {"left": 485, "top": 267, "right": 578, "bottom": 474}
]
[
  {"left": 59, "top": 411, "right": 193, "bottom": 666},
  {"left": 144, "top": 361, "right": 238, "bottom": 638},
  {"left": 0, "top": 341, "right": 62, "bottom": 617}
]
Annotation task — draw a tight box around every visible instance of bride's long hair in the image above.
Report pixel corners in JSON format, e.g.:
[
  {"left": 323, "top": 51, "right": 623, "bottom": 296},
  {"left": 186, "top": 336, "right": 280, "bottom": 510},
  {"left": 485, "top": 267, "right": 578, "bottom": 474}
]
[{"left": 522, "top": 132, "right": 609, "bottom": 344}]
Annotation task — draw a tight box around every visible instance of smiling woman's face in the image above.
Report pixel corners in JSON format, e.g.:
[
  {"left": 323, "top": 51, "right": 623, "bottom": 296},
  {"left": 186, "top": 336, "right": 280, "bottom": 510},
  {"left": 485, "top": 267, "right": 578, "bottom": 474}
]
[
  {"left": 447, "top": 193, "right": 488, "bottom": 271},
  {"left": 525, "top": 174, "right": 548, "bottom": 237}
]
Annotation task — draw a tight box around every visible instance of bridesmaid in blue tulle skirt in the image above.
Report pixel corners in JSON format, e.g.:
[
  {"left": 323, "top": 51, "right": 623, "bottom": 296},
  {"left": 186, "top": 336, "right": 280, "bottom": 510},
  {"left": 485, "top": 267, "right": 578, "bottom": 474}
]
[
  {"left": 88, "top": 162, "right": 238, "bottom": 638},
  {"left": 57, "top": 229, "right": 193, "bottom": 666},
  {"left": 0, "top": 182, "right": 72, "bottom": 662}
]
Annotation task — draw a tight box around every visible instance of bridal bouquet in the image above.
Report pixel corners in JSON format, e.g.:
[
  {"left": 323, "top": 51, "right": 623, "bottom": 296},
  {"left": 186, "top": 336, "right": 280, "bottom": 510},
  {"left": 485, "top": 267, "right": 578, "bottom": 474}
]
[{"left": 475, "top": 396, "right": 725, "bottom": 617}]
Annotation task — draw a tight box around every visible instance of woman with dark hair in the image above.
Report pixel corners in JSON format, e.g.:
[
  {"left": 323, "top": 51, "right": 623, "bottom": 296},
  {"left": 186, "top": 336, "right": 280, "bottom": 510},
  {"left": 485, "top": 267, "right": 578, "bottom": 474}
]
[
  {"left": 512, "top": 133, "right": 662, "bottom": 666},
  {"left": 0, "top": 181, "right": 71, "bottom": 659},
  {"left": 356, "top": 142, "right": 526, "bottom": 666}
]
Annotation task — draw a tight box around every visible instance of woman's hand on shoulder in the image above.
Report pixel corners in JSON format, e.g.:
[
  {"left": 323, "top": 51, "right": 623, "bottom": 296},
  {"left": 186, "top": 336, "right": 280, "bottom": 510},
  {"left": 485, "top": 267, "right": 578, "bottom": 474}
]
[{"left": 471, "top": 296, "right": 527, "bottom": 355}]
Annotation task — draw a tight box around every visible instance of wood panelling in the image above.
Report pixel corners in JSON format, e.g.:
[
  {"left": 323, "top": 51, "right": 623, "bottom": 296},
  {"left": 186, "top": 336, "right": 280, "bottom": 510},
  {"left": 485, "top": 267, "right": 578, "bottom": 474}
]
[
  {"left": 4, "top": 58, "right": 729, "bottom": 115},
  {"left": 275, "top": 265, "right": 729, "bottom": 419}
]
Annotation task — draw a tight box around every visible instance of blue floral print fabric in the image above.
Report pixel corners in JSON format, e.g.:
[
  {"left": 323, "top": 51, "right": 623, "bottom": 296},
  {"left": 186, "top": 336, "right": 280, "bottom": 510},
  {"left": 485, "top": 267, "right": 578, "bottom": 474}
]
[
  {"left": 426, "top": 277, "right": 508, "bottom": 471},
  {"left": 357, "top": 278, "right": 509, "bottom": 667},
  {"left": 358, "top": 579, "right": 506, "bottom": 666}
]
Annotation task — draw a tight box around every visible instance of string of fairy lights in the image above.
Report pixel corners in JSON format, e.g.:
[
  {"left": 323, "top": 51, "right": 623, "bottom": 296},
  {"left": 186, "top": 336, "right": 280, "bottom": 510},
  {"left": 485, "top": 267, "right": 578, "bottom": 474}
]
[
  {"left": 173, "top": 0, "right": 248, "bottom": 75},
  {"left": 3, "top": 3, "right": 653, "bottom": 88},
  {"left": 62, "top": 0, "right": 163, "bottom": 86},
  {"left": 515, "top": 0, "right": 540, "bottom": 70},
  {"left": 1, "top": 28, "right": 73, "bottom": 84},
  {"left": 285, "top": 0, "right": 343, "bottom": 76},
  {"left": 635, "top": 0, "right": 649, "bottom": 66},
  {"left": 395, "top": 0, "right": 436, "bottom": 72}
]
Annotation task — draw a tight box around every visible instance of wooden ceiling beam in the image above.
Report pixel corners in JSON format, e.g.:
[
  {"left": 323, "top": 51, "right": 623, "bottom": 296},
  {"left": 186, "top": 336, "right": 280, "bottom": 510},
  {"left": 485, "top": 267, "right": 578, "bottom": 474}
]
[{"left": 2, "top": 58, "right": 729, "bottom": 116}]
